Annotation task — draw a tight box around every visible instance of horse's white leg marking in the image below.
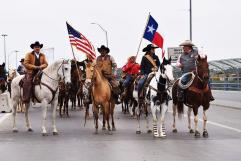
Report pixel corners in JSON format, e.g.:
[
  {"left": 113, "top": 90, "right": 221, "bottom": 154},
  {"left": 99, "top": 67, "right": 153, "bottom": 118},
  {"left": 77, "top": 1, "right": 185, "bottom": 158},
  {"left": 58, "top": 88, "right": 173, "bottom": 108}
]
[
  {"left": 172, "top": 104, "right": 177, "bottom": 132},
  {"left": 52, "top": 99, "right": 58, "bottom": 134},
  {"left": 151, "top": 102, "right": 158, "bottom": 137},
  {"left": 12, "top": 97, "right": 19, "bottom": 132},
  {"left": 41, "top": 100, "right": 48, "bottom": 135},
  {"left": 24, "top": 103, "right": 32, "bottom": 130},
  {"left": 203, "top": 110, "right": 207, "bottom": 131},
  {"left": 136, "top": 105, "right": 141, "bottom": 133},
  {"left": 187, "top": 107, "right": 193, "bottom": 131},
  {"left": 194, "top": 115, "right": 199, "bottom": 132},
  {"left": 159, "top": 103, "right": 168, "bottom": 138},
  {"left": 145, "top": 104, "right": 152, "bottom": 133}
]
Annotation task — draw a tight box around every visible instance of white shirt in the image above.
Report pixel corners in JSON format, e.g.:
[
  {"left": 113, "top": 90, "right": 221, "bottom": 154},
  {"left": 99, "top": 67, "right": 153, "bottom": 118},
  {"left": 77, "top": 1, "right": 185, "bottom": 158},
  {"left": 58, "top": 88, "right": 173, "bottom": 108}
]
[{"left": 35, "top": 52, "right": 40, "bottom": 59}]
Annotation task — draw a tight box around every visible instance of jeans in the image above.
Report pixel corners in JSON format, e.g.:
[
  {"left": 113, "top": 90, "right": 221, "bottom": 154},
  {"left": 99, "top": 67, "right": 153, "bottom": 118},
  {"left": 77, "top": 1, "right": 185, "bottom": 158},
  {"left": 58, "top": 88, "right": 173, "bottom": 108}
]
[
  {"left": 123, "top": 74, "right": 132, "bottom": 87},
  {"left": 137, "top": 75, "right": 148, "bottom": 92}
]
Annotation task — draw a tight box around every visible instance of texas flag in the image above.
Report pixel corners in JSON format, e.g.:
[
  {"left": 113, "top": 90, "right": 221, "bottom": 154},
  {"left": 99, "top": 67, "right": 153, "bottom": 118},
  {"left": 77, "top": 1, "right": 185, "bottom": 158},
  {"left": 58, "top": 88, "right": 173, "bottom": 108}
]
[{"left": 143, "top": 15, "right": 164, "bottom": 57}]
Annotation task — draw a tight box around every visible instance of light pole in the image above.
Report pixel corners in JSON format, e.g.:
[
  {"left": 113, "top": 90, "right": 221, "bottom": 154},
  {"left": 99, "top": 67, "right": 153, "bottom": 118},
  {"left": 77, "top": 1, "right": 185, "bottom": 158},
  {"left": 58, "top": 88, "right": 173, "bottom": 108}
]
[
  {"left": 91, "top": 22, "right": 108, "bottom": 47},
  {"left": 1, "top": 34, "right": 8, "bottom": 65},
  {"left": 189, "top": 0, "right": 192, "bottom": 40},
  {"left": 8, "top": 50, "right": 19, "bottom": 70}
]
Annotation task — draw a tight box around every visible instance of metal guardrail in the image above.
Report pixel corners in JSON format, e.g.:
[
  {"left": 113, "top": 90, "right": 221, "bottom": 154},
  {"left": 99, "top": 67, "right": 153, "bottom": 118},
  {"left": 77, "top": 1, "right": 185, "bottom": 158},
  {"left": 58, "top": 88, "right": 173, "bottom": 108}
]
[{"left": 210, "top": 77, "right": 241, "bottom": 91}]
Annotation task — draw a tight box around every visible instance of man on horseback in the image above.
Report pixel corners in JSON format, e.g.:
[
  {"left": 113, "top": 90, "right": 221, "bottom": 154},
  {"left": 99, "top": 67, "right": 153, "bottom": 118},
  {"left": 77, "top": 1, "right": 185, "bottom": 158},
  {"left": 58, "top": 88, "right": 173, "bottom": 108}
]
[
  {"left": 96, "top": 45, "right": 120, "bottom": 104},
  {"left": 137, "top": 44, "right": 160, "bottom": 97},
  {"left": 22, "top": 41, "right": 48, "bottom": 103},
  {"left": 122, "top": 56, "right": 140, "bottom": 94},
  {"left": 17, "top": 58, "right": 26, "bottom": 75},
  {"left": 176, "top": 40, "right": 214, "bottom": 102}
]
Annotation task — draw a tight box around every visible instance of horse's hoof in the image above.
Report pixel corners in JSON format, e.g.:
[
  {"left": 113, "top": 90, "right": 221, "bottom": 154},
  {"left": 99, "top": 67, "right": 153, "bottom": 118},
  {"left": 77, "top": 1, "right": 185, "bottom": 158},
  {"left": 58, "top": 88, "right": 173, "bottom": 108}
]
[
  {"left": 102, "top": 127, "right": 106, "bottom": 130},
  {"left": 189, "top": 129, "right": 194, "bottom": 134},
  {"left": 194, "top": 131, "right": 201, "bottom": 138},
  {"left": 42, "top": 133, "right": 48, "bottom": 136},
  {"left": 159, "top": 134, "right": 167, "bottom": 138},
  {"left": 203, "top": 130, "right": 209, "bottom": 138},
  {"left": 53, "top": 132, "right": 59, "bottom": 136},
  {"left": 13, "top": 129, "right": 18, "bottom": 133},
  {"left": 172, "top": 129, "right": 178, "bottom": 133},
  {"left": 147, "top": 129, "right": 152, "bottom": 134},
  {"left": 28, "top": 128, "right": 33, "bottom": 132},
  {"left": 112, "top": 127, "right": 116, "bottom": 131},
  {"left": 136, "top": 131, "right": 141, "bottom": 134}
]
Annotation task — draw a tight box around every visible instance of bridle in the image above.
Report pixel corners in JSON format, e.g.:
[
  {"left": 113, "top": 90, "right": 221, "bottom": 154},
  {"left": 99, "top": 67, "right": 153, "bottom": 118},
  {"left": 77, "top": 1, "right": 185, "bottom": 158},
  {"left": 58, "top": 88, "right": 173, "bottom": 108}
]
[{"left": 195, "top": 60, "right": 209, "bottom": 83}]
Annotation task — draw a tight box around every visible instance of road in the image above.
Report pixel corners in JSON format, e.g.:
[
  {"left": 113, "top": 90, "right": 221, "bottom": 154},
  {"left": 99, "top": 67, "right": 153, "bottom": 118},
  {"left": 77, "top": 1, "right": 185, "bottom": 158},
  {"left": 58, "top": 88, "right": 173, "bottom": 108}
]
[{"left": 0, "top": 102, "right": 241, "bottom": 161}]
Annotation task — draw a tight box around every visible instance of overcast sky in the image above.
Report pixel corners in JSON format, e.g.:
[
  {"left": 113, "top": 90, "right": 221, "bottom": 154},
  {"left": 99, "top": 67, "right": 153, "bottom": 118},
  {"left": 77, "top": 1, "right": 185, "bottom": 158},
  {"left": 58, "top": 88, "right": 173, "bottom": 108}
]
[{"left": 0, "top": 0, "right": 240, "bottom": 68}]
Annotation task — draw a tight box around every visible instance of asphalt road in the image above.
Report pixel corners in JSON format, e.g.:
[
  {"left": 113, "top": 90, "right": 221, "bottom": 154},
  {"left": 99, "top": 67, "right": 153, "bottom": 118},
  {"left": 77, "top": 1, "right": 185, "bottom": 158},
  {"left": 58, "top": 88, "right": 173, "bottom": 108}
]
[{"left": 0, "top": 103, "right": 241, "bottom": 161}]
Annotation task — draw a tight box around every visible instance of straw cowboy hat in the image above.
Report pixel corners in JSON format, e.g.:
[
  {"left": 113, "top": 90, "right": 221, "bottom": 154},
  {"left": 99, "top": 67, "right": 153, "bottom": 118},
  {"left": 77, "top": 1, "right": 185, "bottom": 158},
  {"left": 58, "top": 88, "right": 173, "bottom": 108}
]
[
  {"left": 30, "top": 41, "right": 43, "bottom": 49},
  {"left": 142, "top": 44, "right": 159, "bottom": 52},
  {"left": 97, "top": 45, "right": 110, "bottom": 53},
  {"left": 179, "top": 40, "right": 195, "bottom": 47}
]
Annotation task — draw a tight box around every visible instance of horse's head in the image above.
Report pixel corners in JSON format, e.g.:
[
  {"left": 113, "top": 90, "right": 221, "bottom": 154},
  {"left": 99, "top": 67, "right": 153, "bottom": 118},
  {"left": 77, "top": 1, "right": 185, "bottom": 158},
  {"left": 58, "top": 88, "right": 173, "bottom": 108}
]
[
  {"left": 8, "top": 69, "right": 17, "bottom": 81},
  {"left": 57, "top": 59, "right": 71, "bottom": 84},
  {"left": 196, "top": 55, "right": 209, "bottom": 82},
  {"left": 160, "top": 57, "right": 174, "bottom": 83}
]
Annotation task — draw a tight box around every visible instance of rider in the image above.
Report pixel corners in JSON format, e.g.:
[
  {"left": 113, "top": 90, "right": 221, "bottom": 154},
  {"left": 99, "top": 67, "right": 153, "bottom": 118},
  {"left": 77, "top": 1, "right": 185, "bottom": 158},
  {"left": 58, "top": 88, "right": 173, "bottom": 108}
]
[
  {"left": 176, "top": 40, "right": 214, "bottom": 101},
  {"left": 17, "top": 58, "right": 26, "bottom": 75},
  {"left": 137, "top": 44, "right": 160, "bottom": 97},
  {"left": 0, "top": 63, "right": 7, "bottom": 81},
  {"left": 122, "top": 56, "right": 140, "bottom": 88},
  {"left": 96, "top": 45, "right": 121, "bottom": 104},
  {"left": 22, "top": 41, "right": 48, "bottom": 103}
]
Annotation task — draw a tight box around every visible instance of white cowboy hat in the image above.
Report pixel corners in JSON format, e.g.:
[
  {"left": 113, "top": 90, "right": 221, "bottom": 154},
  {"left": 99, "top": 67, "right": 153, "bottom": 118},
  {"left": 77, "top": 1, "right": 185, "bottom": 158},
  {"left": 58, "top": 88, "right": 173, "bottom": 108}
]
[{"left": 179, "top": 40, "right": 195, "bottom": 47}]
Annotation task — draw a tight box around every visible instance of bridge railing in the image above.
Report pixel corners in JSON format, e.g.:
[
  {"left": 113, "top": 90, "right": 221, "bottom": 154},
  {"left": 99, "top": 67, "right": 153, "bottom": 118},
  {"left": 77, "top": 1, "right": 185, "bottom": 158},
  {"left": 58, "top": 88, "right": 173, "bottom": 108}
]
[{"left": 210, "top": 76, "right": 241, "bottom": 91}]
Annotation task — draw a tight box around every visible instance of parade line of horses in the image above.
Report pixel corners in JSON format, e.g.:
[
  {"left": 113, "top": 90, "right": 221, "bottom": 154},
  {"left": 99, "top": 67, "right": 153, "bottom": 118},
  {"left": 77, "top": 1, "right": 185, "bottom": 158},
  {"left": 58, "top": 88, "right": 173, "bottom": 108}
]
[{"left": 0, "top": 55, "right": 211, "bottom": 138}]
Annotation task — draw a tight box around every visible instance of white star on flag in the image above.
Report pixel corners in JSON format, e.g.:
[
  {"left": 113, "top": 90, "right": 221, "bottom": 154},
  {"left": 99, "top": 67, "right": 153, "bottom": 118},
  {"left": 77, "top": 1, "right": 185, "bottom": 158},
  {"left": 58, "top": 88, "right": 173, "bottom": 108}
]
[{"left": 147, "top": 25, "right": 155, "bottom": 34}]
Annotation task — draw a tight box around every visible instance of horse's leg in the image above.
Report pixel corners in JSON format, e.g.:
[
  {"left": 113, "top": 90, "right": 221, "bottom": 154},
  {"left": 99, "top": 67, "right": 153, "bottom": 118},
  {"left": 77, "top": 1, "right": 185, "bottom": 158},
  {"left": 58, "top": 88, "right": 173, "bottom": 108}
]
[
  {"left": 203, "top": 109, "right": 209, "bottom": 138},
  {"left": 93, "top": 103, "right": 98, "bottom": 134},
  {"left": 41, "top": 100, "right": 48, "bottom": 136},
  {"left": 159, "top": 103, "right": 168, "bottom": 138},
  {"left": 25, "top": 103, "right": 33, "bottom": 132},
  {"left": 103, "top": 102, "right": 112, "bottom": 135},
  {"left": 193, "top": 107, "right": 200, "bottom": 138},
  {"left": 12, "top": 99, "right": 19, "bottom": 132},
  {"left": 52, "top": 99, "right": 59, "bottom": 135},
  {"left": 110, "top": 100, "right": 116, "bottom": 131},
  {"left": 66, "top": 98, "right": 69, "bottom": 117},
  {"left": 102, "top": 105, "right": 106, "bottom": 131},
  {"left": 172, "top": 104, "right": 178, "bottom": 133},
  {"left": 136, "top": 104, "right": 141, "bottom": 134},
  {"left": 151, "top": 102, "right": 158, "bottom": 137},
  {"left": 145, "top": 103, "right": 152, "bottom": 134},
  {"left": 187, "top": 107, "right": 194, "bottom": 133}
]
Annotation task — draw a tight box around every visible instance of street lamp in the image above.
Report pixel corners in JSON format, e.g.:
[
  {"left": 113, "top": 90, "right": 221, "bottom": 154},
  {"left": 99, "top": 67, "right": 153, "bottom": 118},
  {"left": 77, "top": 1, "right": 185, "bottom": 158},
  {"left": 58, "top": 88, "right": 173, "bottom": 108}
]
[
  {"left": 8, "top": 50, "right": 19, "bottom": 70},
  {"left": 91, "top": 22, "right": 108, "bottom": 47},
  {"left": 189, "top": 0, "right": 192, "bottom": 40},
  {"left": 1, "top": 34, "right": 8, "bottom": 65}
]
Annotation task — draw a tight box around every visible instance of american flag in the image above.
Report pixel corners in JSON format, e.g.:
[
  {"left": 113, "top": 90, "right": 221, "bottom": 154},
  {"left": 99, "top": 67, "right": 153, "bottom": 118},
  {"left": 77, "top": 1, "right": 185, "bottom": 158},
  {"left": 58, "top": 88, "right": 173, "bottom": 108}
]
[{"left": 66, "top": 22, "right": 96, "bottom": 60}]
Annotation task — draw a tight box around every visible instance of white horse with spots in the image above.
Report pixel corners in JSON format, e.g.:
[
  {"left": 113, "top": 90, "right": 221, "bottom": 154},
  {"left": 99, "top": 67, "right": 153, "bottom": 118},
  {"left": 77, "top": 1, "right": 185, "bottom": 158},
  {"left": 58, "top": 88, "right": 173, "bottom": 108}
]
[
  {"left": 148, "top": 58, "right": 174, "bottom": 137},
  {"left": 11, "top": 59, "right": 71, "bottom": 136}
]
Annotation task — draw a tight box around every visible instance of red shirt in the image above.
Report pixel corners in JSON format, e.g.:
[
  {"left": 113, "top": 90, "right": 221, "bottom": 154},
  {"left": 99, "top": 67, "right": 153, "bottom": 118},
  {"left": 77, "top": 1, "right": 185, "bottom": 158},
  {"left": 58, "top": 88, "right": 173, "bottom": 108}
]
[{"left": 122, "top": 62, "right": 140, "bottom": 75}]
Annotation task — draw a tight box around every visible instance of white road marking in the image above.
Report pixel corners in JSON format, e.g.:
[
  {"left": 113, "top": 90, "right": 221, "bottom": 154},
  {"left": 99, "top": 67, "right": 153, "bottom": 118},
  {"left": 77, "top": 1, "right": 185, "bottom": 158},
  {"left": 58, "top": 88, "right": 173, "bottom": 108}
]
[
  {"left": 168, "top": 111, "right": 241, "bottom": 133},
  {"left": 0, "top": 113, "right": 11, "bottom": 124}
]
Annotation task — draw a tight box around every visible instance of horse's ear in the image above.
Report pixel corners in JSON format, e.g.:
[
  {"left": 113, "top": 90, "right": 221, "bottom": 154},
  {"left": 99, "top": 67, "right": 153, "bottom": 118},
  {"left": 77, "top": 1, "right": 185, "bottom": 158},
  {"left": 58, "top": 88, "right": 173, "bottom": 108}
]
[
  {"left": 197, "top": 54, "right": 201, "bottom": 60},
  {"left": 204, "top": 55, "right": 207, "bottom": 61},
  {"left": 168, "top": 57, "right": 172, "bottom": 64}
]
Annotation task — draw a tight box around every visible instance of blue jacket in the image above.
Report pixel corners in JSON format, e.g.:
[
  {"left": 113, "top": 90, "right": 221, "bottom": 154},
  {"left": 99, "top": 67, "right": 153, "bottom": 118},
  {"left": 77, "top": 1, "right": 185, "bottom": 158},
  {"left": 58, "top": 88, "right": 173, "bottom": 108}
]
[{"left": 140, "top": 53, "right": 160, "bottom": 75}]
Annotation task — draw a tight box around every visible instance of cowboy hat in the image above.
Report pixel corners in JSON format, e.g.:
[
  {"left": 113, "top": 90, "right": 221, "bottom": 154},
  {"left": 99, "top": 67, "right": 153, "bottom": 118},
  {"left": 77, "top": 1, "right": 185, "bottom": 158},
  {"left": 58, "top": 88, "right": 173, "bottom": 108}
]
[
  {"left": 179, "top": 40, "right": 195, "bottom": 47},
  {"left": 97, "top": 45, "right": 110, "bottom": 53},
  {"left": 30, "top": 41, "right": 43, "bottom": 49},
  {"left": 142, "top": 44, "right": 159, "bottom": 52},
  {"left": 19, "top": 58, "right": 24, "bottom": 63}
]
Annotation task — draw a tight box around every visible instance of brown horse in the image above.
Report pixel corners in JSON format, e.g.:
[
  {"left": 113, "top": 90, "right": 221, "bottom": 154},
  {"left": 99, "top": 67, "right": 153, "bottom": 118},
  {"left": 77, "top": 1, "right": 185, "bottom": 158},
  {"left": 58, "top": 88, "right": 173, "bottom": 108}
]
[
  {"left": 172, "top": 55, "right": 211, "bottom": 138},
  {"left": 91, "top": 67, "right": 115, "bottom": 134}
]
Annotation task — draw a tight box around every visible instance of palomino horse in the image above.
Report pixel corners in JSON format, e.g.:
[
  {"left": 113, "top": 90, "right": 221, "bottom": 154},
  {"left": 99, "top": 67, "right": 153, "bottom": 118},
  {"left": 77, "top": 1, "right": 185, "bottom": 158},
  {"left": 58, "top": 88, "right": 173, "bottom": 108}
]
[
  {"left": 91, "top": 67, "right": 115, "bottom": 134},
  {"left": 172, "top": 55, "right": 211, "bottom": 138},
  {"left": 11, "top": 59, "right": 71, "bottom": 135},
  {"left": 148, "top": 58, "right": 174, "bottom": 137}
]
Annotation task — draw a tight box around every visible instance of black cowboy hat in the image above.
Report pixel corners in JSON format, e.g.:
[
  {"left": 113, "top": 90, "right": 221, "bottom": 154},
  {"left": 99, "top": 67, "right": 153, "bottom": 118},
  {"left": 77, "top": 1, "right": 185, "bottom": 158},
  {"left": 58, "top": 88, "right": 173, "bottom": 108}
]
[
  {"left": 142, "top": 44, "right": 159, "bottom": 52},
  {"left": 30, "top": 41, "right": 43, "bottom": 49},
  {"left": 20, "top": 58, "right": 24, "bottom": 63},
  {"left": 97, "top": 45, "right": 110, "bottom": 53}
]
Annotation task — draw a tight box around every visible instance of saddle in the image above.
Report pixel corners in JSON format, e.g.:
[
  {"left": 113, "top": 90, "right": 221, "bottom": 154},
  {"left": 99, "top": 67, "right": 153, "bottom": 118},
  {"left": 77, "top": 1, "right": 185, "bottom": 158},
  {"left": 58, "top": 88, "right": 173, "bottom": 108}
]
[{"left": 178, "top": 72, "right": 195, "bottom": 89}]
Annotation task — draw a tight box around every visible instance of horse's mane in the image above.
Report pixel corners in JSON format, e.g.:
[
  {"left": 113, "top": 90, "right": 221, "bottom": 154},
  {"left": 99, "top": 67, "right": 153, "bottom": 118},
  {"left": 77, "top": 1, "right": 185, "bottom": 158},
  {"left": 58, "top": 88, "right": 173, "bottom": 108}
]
[{"left": 43, "top": 59, "right": 64, "bottom": 74}]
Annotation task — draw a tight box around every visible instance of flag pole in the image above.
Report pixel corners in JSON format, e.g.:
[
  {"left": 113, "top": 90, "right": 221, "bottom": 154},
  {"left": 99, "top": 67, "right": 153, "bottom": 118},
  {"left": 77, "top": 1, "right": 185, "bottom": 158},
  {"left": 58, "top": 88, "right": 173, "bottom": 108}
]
[{"left": 135, "top": 12, "right": 151, "bottom": 61}]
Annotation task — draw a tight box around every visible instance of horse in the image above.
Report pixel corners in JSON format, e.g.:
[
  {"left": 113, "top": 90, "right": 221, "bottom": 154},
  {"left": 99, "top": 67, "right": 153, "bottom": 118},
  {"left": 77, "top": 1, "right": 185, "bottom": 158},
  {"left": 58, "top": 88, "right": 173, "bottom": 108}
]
[
  {"left": 91, "top": 67, "right": 116, "bottom": 135},
  {"left": 11, "top": 59, "right": 71, "bottom": 136},
  {"left": 0, "top": 63, "right": 7, "bottom": 94},
  {"left": 148, "top": 58, "right": 174, "bottom": 137},
  {"left": 58, "top": 79, "right": 71, "bottom": 117},
  {"left": 172, "top": 55, "right": 211, "bottom": 138}
]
